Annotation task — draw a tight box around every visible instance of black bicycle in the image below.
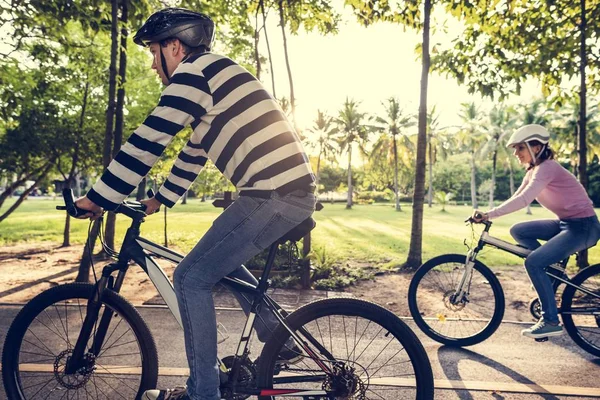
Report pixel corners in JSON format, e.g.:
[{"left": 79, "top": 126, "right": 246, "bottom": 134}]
[
  {"left": 2, "top": 189, "right": 434, "bottom": 399},
  {"left": 408, "top": 215, "right": 600, "bottom": 357}
]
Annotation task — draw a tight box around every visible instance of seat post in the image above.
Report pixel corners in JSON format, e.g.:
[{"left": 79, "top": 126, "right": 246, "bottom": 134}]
[{"left": 256, "top": 242, "right": 280, "bottom": 293}]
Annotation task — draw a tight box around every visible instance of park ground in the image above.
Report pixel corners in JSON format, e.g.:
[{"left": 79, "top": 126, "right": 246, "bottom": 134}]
[{"left": 1, "top": 198, "right": 599, "bottom": 323}]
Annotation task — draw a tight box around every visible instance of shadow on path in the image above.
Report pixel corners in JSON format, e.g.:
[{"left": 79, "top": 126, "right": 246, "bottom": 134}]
[
  {"left": 437, "top": 346, "right": 560, "bottom": 400},
  {"left": 0, "top": 266, "right": 79, "bottom": 299}
]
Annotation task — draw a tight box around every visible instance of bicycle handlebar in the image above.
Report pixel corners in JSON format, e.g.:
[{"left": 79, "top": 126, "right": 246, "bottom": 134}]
[{"left": 56, "top": 189, "right": 153, "bottom": 220}]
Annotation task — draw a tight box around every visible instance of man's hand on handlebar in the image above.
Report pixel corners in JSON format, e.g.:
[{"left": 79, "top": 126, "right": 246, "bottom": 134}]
[
  {"left": 74, "top": 196, "right": 103, "bottom": 220},
  {"left": 141, "top": 197, "right": 161, "bottom": 215},
  {"left": 471, "top": 210, "right": 489, "bottom": 223}
]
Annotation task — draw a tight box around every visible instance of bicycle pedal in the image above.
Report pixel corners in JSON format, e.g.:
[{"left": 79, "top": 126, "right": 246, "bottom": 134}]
[{"left": 534, "top": 337, "right": 549, "bottom": 342}]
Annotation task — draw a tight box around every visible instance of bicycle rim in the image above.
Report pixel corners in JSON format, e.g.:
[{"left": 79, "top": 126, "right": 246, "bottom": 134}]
[
  {"left": 256, "top": 298, "right": 433, "bottom": 399},
  {"left": 3, "top": 284, "right": 156, "bottom": 399},
  {"left": 562, "top": 266, "right": 600, "bottom": 357},
  {"left": 409, "top": 254, "right": 504, "bottom": 346}
]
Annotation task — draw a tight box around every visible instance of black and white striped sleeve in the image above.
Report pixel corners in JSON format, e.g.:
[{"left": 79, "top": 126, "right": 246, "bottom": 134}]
[
  {"left": 155, "top": 141, "right": 209, "bottom": 207},
  {"left": 87, "top": 65, "right": 211, "bottom": 210}
]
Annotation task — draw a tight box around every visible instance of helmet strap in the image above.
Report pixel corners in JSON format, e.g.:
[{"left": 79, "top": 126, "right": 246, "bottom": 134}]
[
  {"left": 159, "top": 46, "right": 171, "bottom": 83},
  {"left": 525, "top": 142, "right": 546, "bottom": 165}
]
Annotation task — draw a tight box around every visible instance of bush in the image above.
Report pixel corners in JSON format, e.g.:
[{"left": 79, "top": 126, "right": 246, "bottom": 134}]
[{"left": 356, "top": 191, "right": 392, "bottom": 202}]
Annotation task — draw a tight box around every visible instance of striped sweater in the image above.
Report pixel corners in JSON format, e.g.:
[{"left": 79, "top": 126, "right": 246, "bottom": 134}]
[{"left": 87, "top": 52, "right": 314, "bottom": 210}]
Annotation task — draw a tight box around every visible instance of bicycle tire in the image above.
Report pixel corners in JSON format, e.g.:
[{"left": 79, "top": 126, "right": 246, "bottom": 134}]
[
  {"left": 255, "top": 298, "right": 434, "bottom": 400},
  {"left": 408, "top": 254, "right": 505, "bottom": 346},
  {"left": 2, "top": 283, "right": 159, "bottom": 400},
  {"left": 561, "top": 263, "right": 600, "bottom": 357}
]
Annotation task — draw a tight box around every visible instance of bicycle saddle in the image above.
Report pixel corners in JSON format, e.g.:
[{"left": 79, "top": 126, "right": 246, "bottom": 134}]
[{"left": 278, "top": 217, "right": 316, "bottom": 243}]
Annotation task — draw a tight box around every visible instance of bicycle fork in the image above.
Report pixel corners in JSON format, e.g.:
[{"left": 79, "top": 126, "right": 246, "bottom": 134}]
[
  {"left": 64, "top": 269, "right": 123, "bottom": 374},
  {"left": 450, "top": 251, "right": 477, "bottom": 305}
]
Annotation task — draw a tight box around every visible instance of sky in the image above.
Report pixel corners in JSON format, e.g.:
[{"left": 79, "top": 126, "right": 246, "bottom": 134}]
[{"left": 255, "top": 5, "right": 543, "bottom": 133}]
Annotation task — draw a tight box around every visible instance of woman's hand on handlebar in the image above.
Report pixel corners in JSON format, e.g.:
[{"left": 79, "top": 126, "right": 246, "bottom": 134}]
[
  {"left": 471, "top": 210, "right": 489, "bottom": 223},
  {"left": 74, "top": 196, "right": 103, "bottom": 220},
  {"left": 140, "top": 197, "right": 161, "bottom": 215}
]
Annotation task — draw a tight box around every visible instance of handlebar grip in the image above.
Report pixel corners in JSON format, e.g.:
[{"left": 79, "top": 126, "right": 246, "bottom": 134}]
[{"left": 61, "top": 189, "right": 92, "bottom": 218}]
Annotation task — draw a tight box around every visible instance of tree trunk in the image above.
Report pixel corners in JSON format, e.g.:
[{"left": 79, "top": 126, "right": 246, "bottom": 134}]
[
  {"left": 508, "top": 161, "right": 515, "bottom": 195},
  {"left": 62, "top": 214, "right": 71, "bottom": 247},
  {"left": 182, "top": 191, "right": 188, "bottom": 205},
  {"left": 62, "top": 75, "right": 90, "bottom": 248},
  {"left": 278, "top": 0, "right": 297, "bottom": 132},
  {"left": 261, "top": 1, "right": 276, "bottom": 98},
  {"left": 346, "top": 145, "right": 352, "bottom": 209},
  {"left": 0, "top": 163, "right": 53, "bottom": 223},
  {"left": 577, "top": 0, "right": 589, "bottom": 268},
  {"left": 78, "top": 0, "right": 119, "bottom": 279},
  {"left": 427, "top": 140, "right": 433, "bottom": 207},
  {"left": 469, "top": 153, "right": 478, "bottom": 209},
  {"left": 405, "top": 0, "right": 431, "bottom": 269},
  {"left": 489, "top": 149, "right": 497, "bottom": 208},
  {"left": 164, "top": 205, "right": 168, "bottom": 247},
  {"left": 136, "top": 177, "right": 146, "bottom": 201},
  {"left": 75, "top": 219, "right": 101, "bottom": 282},
  {"left": 393, "top": 134, "right": 401, "bottom": 211},
  {"left": 253, "top": 2, "right": 261, "bottom": 80},
  {"left": 105, "top": 0, "right": 129, "bottom": 250},
  {"left": 0, "top": 168, "right": 45, "bottom": 210},
  {"left": 316, "top": 149, "right": 322, "bottom": 192}
]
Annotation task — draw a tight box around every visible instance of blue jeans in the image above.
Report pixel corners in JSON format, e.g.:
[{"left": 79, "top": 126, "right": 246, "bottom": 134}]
[
  {"left": 510, "top": 216, "right": 600, "bottom": 324},
  {"left": 173, "top": 190, "right": 316, "bottom": 400}
]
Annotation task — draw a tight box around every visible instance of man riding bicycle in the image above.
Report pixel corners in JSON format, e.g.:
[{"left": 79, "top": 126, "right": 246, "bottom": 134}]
[{"left": 74, "top": 8, "right": 316, "bottom": 400}]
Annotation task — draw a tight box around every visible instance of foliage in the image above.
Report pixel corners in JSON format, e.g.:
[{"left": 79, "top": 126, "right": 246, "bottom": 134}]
[{"left": 437, "top": 0, "right": 600, "bottom": 100}]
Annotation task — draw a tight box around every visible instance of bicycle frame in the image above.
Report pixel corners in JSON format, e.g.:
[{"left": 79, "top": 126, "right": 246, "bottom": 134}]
[
  {"left": 451, "top": 220, "right": 600, "bottom": 310},
  {"left": 65, "top": 212, "right": 338, "bottom": 398}
]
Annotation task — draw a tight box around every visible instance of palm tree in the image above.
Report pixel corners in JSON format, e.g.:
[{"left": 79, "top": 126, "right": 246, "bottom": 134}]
[
  {"left": 374, "top": 97, "right": 415, "bottom": 211},
  {"left": 481, "top": 105, "right": 517, "bottom": 208},
  {"left": 335, "top": 98, "right": 371, "bottom": 209},
  {"left": 307, "top": 110, "right": 338, "bottom": 192},
  {"left": 457, "top": 102, "right": 486, "bottom": 209},
  {"left": 425, "top": 106, "right": 453, "bottom": 207}
]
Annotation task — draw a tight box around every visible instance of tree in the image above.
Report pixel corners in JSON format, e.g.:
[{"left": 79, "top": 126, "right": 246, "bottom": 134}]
[
  {"left": 374, "top": 97, "right": 415, "bottom": 211},
  {"left": 457, "top": 102, "right": 486, "bottom": 209},
  {"left": 481, "top": 105, "right": 517, "bottom": 208},
  {"left": 345, "top": 0, "right": 432, "bottom": 268},
  {"left": 437, "top": 0, "right": 600, "bottom": 207},
  {"left": 306, "top": 110, "right": 338, "bottom": 192},
  {"left": 335, "top": 98, "right": 371, "bottom": 209}
]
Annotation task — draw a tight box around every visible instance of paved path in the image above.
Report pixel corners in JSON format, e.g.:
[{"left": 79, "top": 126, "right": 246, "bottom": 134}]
[{"left": 1, "top": 295, "right": 599, "bottom": 399}]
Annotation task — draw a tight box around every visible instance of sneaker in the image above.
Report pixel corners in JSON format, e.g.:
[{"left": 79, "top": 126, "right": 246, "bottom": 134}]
[
  {"left": 277, "top": 344, "right": 303, "bottom": 364},
  {"left": 143, "top": 386, "right": 190, "bottom": 400},
  {"left": 521, "top": 319, "right": 563, "bottom": 339}
]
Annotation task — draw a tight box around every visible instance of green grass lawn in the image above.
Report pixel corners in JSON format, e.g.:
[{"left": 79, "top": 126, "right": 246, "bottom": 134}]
[{"left": 1, "top": 198, "right": 599, "bottom": 268}]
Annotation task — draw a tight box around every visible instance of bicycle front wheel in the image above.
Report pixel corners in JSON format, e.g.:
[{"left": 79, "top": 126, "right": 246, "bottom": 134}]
[
  {"left": 561, "top": 264, "right": 600, "bottom": 357},
  {"left": 408, "top": 254, "right": 505, "bottom": 346},
  {"left": 2, "top": 283, "right": 158, "bottom": 400},
  {"left": 256, "top": 298, "right": 434, "bottom": 400}
]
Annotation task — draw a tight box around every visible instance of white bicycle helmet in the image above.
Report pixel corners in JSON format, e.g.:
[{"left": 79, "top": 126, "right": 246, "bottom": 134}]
[{"left": 506, "top": 124, "right": 550, "bottom": 164}]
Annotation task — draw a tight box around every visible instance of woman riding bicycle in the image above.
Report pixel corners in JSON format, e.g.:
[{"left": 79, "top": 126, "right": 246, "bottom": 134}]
[{"left": 473, "top": 124, "right": 600, "bottom": 339}]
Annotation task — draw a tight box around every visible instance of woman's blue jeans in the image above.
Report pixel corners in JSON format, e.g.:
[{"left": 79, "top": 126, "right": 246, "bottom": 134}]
[
  {"left": 510, "top": 215, "right": 600, "bottom": 324},
  {"left": 173, "top": 190, "right": 315, "bottom": 400}
]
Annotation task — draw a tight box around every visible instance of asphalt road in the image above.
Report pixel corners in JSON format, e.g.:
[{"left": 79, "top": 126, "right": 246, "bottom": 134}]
[{"left": 1, "top": 304, "right": 599, "bottom": 399}]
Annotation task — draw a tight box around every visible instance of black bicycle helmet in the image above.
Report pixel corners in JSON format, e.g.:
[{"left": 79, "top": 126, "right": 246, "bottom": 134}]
[{"left": 134, "top": 8, "right": 215, "bottom": 50}]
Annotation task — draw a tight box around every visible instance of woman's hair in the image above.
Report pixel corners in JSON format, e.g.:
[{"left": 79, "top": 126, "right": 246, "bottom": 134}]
[{"left": 528, "top": 139, "right": 555, "bottom": 169}]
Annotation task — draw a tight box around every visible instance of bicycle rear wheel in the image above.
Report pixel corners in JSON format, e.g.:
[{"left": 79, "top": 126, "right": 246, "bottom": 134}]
[
  {"left": 2, "top": 283, "right": 158, "bottom": 400},
  {"left": 256, "top": 298, "right": 434, "bottom": 399},
  {"left": 408, "top": 254, "right": 505, "bottom": 346},
  {"left": 561, "top": 264, "right": 600, "bottom": 357}
]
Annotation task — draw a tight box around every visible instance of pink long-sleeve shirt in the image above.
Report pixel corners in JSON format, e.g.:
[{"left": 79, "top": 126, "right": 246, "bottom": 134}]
[{"left": 487, "top": 160, "right": 595, "bottom": 220}]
